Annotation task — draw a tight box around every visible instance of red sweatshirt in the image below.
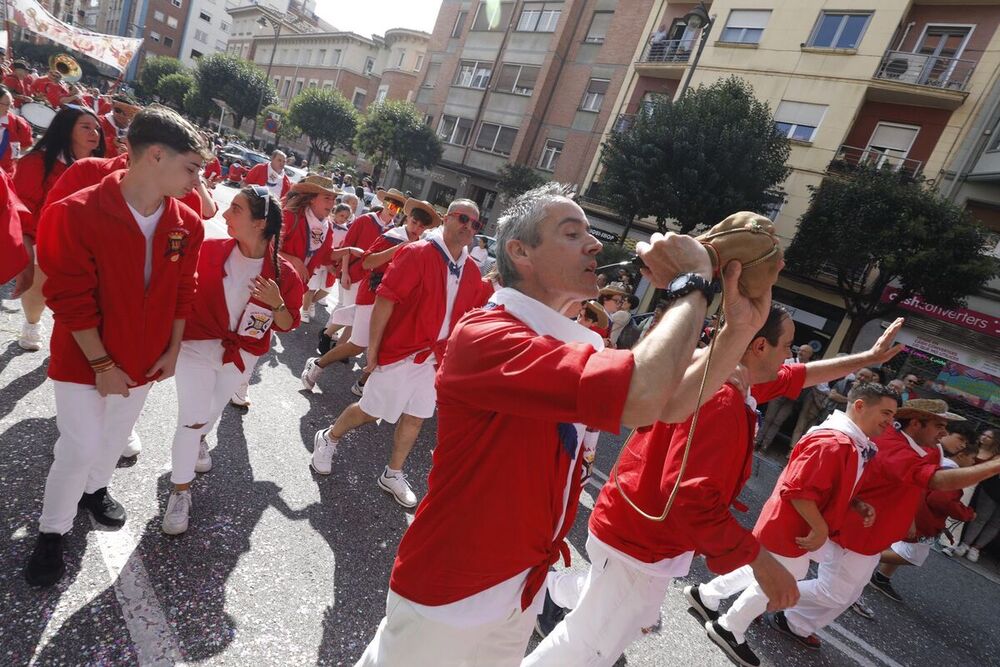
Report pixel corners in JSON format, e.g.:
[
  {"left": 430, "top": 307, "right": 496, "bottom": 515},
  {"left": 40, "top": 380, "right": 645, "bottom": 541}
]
[
  {"left": 339, "top": 213, "right": 388, "bottom": 283},
  {"left": 0, "top": 112, "right": 33, "bottom": 173},
  {"left": 913, "top": 483, "right": 974, "bottom": 542},
  {"left": 13, "top": 151, "right": 68, "bottom": 240},
  {"left": 355, "top": 230, "right": 410, "bottom": 306},
  {"left": 243, "top": 163, "right": 291, "bottom": 199},
  {"left": 0, "top": 169, "right": 30, "bottom": 283},
  {"left": 279, "top": 209, "right": 334, "bottom": 279},
  {"left": 97, "top": 114, "right": 124, "bottom": 157}
]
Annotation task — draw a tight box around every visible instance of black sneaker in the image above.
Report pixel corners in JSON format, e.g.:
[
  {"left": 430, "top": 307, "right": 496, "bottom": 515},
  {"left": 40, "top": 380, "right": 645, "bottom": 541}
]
[
  {"left": 78, "top": 487, "right": 127, "bottom": 527},
  {"left": 24, "top": 532, "right": 65, "bottom": 587},
  {"left": 765, "top": 611, "right": 822, "bottom": 650},
  {"left": 317, "top": 331, "right": 336, "bottom": 355},
  {"left": 705, "top": 620, "right": 760, "bottom": 667},
  {"left": 684, "top": 585, "right": 719, "bottom": 622},
  {"left": 851, "top": 599, "right": 875, "bottom": 619},
  {"left": 868, "top": 572, "right": 902, "bottom": 602},
  {"left": 534, "top": 590, "right": 567, "bottom": 639}
]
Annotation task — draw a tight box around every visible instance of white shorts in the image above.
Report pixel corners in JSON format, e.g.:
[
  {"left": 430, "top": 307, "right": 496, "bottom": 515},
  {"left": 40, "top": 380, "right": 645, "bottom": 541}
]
[
  {"left": 348, "top": 304, "right": 374, "bottom": 347},
  {"left": 328, "top": 281, "right": 357, "bottom": 326},
  {"left": 890, "top": 540, "right": 931, "bottom": 566},
  {"left": 359, "top": 354, "right": 437, "bottom": 423},
  {"left": 307, "top": 267, "right": 329, "bottom": 291}
]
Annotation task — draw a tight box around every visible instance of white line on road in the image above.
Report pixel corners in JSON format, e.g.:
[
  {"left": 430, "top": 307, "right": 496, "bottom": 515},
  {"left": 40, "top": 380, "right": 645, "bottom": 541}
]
[
  {"left": 816, "top": 629, "right": 879, "bottom": 666},
  {"left": 826, "top": 621, "right": 906, "bottom": 667}
]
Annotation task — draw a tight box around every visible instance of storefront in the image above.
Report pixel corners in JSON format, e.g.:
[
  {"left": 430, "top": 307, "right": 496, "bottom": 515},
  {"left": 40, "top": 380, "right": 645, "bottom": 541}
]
[{"left": 771, "top": 286, "right": 847, "bottom": 357}]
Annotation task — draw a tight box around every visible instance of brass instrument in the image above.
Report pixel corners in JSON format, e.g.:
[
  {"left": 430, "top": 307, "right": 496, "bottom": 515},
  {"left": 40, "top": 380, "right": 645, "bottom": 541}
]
[{"left": 48, "top": 54, "right": 82, "bottom": 84}]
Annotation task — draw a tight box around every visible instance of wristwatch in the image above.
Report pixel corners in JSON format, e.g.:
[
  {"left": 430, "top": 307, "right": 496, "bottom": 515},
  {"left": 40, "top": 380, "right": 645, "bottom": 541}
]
[
  {"left": 663, "top": 273, "right": 715, "bottom": 304},
  {"left": 273, "top": 302, "right": 287, "bottom": 313}
]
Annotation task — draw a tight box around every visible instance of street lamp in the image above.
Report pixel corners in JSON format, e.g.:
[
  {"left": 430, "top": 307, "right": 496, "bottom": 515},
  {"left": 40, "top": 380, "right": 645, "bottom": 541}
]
[
  {"left": 249, "top": 13, "right": 282, "bottom": 143},
  {"left": 678, "top": 3, "right": 714, "bottom": 97}
]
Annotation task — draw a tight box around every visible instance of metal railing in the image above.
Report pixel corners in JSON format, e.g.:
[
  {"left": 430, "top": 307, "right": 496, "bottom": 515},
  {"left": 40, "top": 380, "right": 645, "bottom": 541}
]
[
  {"left": 640, "top": 38, "right": 695, "bottom": 64},
  {"left": 830, "top": 145, "right": 923, "bottom": 178},
  {"left": 612, "top": 114, "right": 636, "bottom": 133},
  {"left": 873, "top": 50, "right": 976, "bottom": 92}
]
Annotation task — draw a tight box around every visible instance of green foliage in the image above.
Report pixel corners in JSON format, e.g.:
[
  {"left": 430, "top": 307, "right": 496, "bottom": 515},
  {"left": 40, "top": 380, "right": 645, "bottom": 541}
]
[
  {"left": 287, "top": 88, "right": 357, "bottom": 163},
  {"left": 156, "top": 72, "right": 194, "bottom": 109},
  {"left": 191, "top": 53, "right": 276, "bottom": 126},
  {"left": 599, "top": 76, "right": 790, "bottom": 235},
  {"left": 497, "top": 163, "right": 546, "bottom": 201},
  {"left": 258, "top": 103, "right": 302, "bottom": 148},
  {"left": 785, "top": 165, "right": 998, "bottom": 350},
  {"left": 354, "top": 101, "right": 442, "bottom": 185},
  {"left": 138, "top": 55, "right": 185, "bottom": 97},
  {"left": 183, "top": 85, "right": 217, "bottom": 125}
]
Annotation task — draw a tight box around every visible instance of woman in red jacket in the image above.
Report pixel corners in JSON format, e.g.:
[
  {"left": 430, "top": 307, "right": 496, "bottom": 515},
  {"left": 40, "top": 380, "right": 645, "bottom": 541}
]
[
  {"left": 277, "top": 174, "right": 337, "bottom": 322},
  {"left": 13, "top": 105, "right": 105, "bottom": 351},
  {"left": 161, "top": 186, "right": 304, "bottom": 535}
]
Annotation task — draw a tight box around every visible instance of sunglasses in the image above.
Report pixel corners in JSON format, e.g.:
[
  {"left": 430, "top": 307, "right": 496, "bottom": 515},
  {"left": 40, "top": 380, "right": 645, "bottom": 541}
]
[
  {"left": 248, "top": 185, "right": 271, "bottom": 218},
  {"left": 452, "top": 212, "right": 484, "bottom": 232}
]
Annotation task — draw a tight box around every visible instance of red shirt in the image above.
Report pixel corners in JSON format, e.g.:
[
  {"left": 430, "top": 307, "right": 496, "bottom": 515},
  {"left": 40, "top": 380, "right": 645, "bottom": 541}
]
[
  {"left": 390, "top": 307, "right": 635, "bottom": 609},
  {"left": 204, "top": 157, "right": 222, "bottom": 180},
  {"left": 835, "top": 426, "right": 941, "bottom": 555},
  {"left": 36, "top": 171, "right": 203, "bottom": 386},
  {"left": 227, "top": 163, "right": 245, "bottom": 182},
  {"left": 753, "top": 429, "right": 862, "bottom": 557},
  {"left": 97, "top": 114, "right": 124, "bottom": 157},
  {"left": 183, "top": 238, "right": 304, "bottom": 368},
  {"left": 374, "top": 240, "right": 493, "bottom": 366},
  {"left": 3, "top": 73, "right": 35, "bottom": 106},
  {"left": 279, "top": 210, "right": 334, "bottom": 279},
  {"left": 355, "top": 230, "right": 410, "bottom": 306},
  {"left": 12, "top": 151, "right": 68, "bottom": 240},
  {"left": 31, "top": 76, "right": 70, "bottom": 108},
  {"left": 0, "top": 169, "right": 30, "bottom": 283},
  {"left": 0, "top": 112, "right": 33, "bottom": 173},
  {"left": 340, "top": 213, "right": 387, "bottom": 283},
  {"left": 243, "top": 163, "right": 290, "bottom": 199},
  {"left": 590, "top": 364, "right": 807, "bottom": 574}
]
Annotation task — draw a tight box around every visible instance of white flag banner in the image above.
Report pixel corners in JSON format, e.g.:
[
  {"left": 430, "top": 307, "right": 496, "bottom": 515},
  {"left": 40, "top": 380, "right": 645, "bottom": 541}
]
[{"left": 6, "top": 0, "right": 142, "bottom": 72}]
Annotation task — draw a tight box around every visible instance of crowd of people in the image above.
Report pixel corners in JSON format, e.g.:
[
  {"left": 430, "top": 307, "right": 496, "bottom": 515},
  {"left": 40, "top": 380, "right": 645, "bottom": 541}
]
[{"left": 2, "top": 72, "right": 1000, "bottom": 667}]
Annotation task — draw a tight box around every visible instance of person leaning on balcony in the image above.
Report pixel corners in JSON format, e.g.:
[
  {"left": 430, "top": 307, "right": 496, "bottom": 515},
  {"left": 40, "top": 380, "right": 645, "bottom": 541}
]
[{"left": 650, "top": 24, "right": 669, "bottom": 60}]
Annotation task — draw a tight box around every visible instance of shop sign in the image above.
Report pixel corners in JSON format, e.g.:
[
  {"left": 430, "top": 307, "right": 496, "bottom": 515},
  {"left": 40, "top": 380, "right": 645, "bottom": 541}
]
[
  {"left": 882, "top": 287, "right": 999, "bottom": 338},
  {"left": 896, "top": 329, "right": 1000, "bottom": 377},
  {"left": 590, "top": 228, "right": 619, "bottom": 244}
]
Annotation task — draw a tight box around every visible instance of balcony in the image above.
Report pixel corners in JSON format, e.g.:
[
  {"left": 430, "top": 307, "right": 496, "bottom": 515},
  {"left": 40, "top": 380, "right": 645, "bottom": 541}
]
[
  {"left": 612, "top": 113, "right": 636, "bottom": 133},
  {"left": 829, "top": 145, "right": 923, "bottom": 179},
  {"left": 635, "top": 38, "right": 693, "bottom": 80},
  {"left": 867, "top": 50, "right": 974, "bottom": 110}
]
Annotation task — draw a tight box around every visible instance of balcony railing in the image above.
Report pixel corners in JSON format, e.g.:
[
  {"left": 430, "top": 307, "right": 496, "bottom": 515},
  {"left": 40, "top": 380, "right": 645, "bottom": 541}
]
[
  {"left": 830, "top": 145, "right": 923, "bottom": 178},
  {"left": 612, "top": 113, "right": 636, "bottom": 133},
  {"left": 640, "top": 38, "right": 695, "bottom": 64},
  {"left": 873, "top": 50, "right": 976, "bottom": 92}
]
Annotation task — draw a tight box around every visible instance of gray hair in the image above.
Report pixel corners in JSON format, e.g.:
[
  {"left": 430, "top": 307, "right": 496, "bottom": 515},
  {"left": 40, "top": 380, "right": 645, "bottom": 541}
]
[
  {"left": 341, "top": 193, "right": 359, "bottom": 206},
  {"left": 494, "top": 182, "right": 575, "bottom": 288},
  {"left": 448, "top": 198, "right": 480, "bottom": 216},
  {"left": 271, "top": 150, "right": 286, "bottom": 160}
]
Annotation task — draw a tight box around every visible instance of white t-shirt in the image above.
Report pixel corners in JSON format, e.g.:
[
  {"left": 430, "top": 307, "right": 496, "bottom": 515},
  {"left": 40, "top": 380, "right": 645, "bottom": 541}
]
[
  {"left": 470, "top": 245, "right": 489, "bottom": 265},
  {"left": 430, "top": 234, "right": 469, "bottom": 342},
  {"left": 223, "top": 246, "right": 265, "bottom": 330},
  {"left": 304, "top": 208, "right": 329, "bottom": 260},
  {"left": 266, "top": 165, "right": 284, "bottom": 199},
  {"left": 126, "top": 201, "right": 165, "bottom": 288}
]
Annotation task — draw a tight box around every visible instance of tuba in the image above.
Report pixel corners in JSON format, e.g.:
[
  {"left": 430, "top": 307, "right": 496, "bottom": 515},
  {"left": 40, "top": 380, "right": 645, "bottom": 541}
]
[{"left": 49, "top": 54, "right": 83, "bottom": 84}]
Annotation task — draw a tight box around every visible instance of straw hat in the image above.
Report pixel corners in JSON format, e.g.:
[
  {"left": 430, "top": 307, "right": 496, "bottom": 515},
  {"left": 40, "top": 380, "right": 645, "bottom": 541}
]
[
  {"left": 382, "top": 188, "right": 407, "bottom": 207},
  {"left": 599, "top": 282, "right": 629, "bottom": 297},
  {"left": 582, "top": 300, "right": 609, "bottom": 330},
  {"left": 290, "top": 174, "right": 339, "bottom": 196},
  {"left": 404, "top": 198, "right": 442, "bottom": 227},
  {"left": 896, "top": 398, "right": 966, "bottom": 422}
]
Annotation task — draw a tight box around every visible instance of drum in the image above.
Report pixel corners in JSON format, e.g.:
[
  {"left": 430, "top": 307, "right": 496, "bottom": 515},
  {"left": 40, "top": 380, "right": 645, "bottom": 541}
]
[{"left": 19, "top": 102, "right": 57, "bottom": 131}]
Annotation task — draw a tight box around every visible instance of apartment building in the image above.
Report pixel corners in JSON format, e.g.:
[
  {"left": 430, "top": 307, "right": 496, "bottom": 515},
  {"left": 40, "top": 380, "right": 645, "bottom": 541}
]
[{"left": 176, "top": 0, "right": 239, "bottom": 65}]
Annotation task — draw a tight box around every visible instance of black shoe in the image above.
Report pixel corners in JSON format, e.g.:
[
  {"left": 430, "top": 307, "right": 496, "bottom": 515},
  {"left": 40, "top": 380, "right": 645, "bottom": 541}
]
[
  {"left": 765, "top": 611, "right": 822, "bottom": 650},
  {"left": 24, "top": 532, "right": 65, "bottom": 587},
  {"left": 705, "top": 620, "right": 760, "bottom": 667},
  {"left": 868, "top": 572, "right": 902, "bottom": 602},
  {"left": 684, "top": 585, "right": 719, "bottom": 622},
  {"left": 534, "top": 590, "right": 567, "bottom": 639},
  {"left": 317, "top": 331, "right": 335, "bottom": 355},
  {"left": 78, "top": 487, "right": 126, "bottom": 527},
  {"left": 851, "top": 599, "right": 875, "bottom": 619}
]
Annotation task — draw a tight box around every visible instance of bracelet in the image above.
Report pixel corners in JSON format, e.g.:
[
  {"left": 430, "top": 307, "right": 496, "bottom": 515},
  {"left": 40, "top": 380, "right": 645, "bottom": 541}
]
[
  {"left": 88, "top": 355, "right": 112, "bottom": 369},
  {"left": 92, "top": 360, "right": 117, "bottom": 373}
]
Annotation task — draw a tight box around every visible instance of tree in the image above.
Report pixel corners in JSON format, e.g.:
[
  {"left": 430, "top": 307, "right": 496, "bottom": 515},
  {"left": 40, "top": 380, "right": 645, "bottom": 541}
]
[
  {"left": 138, "top": 55, "right": 185, "bottom": 98},
  {"left": 599, "top": 76, "right": 790, "bottom": 234},
  {"left": 354, "top": 100, "right": 442, "bottom": 185},
  {"left": 785, "top": 165, "right": 998, "bottom": 351},
  {"left": 287, "top": 88, "right": 357, "bottom": 164},
  {"left": 257, "top": 103, "right": 303, "bottom": 150},
  {"left": 192, "top": 53, "right": 276, "bottom": 126},
  {"left": 497, "top": 163, "right": 546, "bottom": 203},
  {"left": 183, "top": 86, "right": 217, "bottom": 126},
  {"left": 156, "top": 72, "right": 194, "bottom": 109}
]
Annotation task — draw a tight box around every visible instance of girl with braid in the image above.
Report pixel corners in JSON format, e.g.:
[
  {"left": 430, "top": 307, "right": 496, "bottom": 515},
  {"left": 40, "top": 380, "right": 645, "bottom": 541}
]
[{"left": 160, "top": 186, "right": 305, "bottom": 535}]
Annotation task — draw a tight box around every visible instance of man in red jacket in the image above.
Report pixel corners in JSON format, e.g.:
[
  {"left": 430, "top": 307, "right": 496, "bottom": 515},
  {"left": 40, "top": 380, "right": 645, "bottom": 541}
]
[
  {"left": 2, "top": 59, "right": 35, "bottom": 108},
  {"left": 243, "top": 150, "right": 290, "bottom": 200},
  {"left": 23, "top": 106, "right": 210, "bottom": 588},
  {"left": 96, "top": 94, "right": 140, "bottom": 157},
  {"left": 0, "top": 85, "right": 33, "bottom": 173}
]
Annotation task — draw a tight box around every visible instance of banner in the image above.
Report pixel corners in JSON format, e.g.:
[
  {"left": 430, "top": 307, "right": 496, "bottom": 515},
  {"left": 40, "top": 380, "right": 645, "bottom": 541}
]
[{"left": 5, "top": 0, "right": 142, "bottom": 72}]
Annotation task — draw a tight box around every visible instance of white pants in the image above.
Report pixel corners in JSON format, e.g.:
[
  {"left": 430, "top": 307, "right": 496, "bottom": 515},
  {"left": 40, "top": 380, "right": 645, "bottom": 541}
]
[
  {"left": 39, "top": 381, "right": 153, "bottom": 534},
  {"left": 359, "top": 354, "right": 437, "bottom": 423},
  {"left": 524, "top": 535, "right": 691, "bottom": 667},
  {"left": 306, "top": 267, "right": 329, "bottom": 291},
  {"left": 171, "top": 342, "right": 256, "bottom": 485},
  {"left": 700, "top": 552, "right": 811, "bottom": 643},
  {"left": 348, "top": 304, "right": 374, "bottom": 347},
  {"left": 784, "top": 541, "right": 879, "bottom": 637},
  {"left": 356, "top": 589, "right": 537, "bottom": 666},
  {"left": 890, "top": 540, "right": 931, "bottom": 567},
  {"left": 328, "top": 281, "right": 358, "bottom": 326}
]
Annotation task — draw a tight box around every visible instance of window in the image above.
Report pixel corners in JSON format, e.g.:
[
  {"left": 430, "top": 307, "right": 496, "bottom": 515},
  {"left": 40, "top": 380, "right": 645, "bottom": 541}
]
[
  {"left": 167, "top": 16, "right": 177, "bottom": 28},
  {"left": 153, "top": 10, "right": 164, "bottom": 21},
  {"left": 720, "top": 9, "right": 770, "bottom": 45},
  {"left": 199, "top": 11, "right": 211, "bottom": 22},
  {"left": 149, "top": 30, "right": 161, "bottom": 42},
  {"left": 475, "top": 123, "right": 517, "bottom": 155},
  {"left": 808, "top": 12, "right": 872, "bottom": 49},
  {"left": 495, "top": 63, "right": 540, "bottom": 95},
  {"left": 438, "top": 115, "right": 474, "bottom": 145},
  {"left": 773, "top": 101, "right": 827, "bottom": 142},
  {"left": 423, "top": 62, "right": 441, "bottom": 87},
  {"left": 318, "top": 49, "right": 326, "bottom": 64},
  {"left": 332, "top": 49, "right": 342, "bottom": 65},
  {"left": 472, "top": 1, "right": 513, "bottom": 31},
  {"left": 454, "top": 60, "right": 492, "bottom": 89},
  {"left": 585, "top": 11, "right": 612, "bottom": 44},
  {"left": 396, "top": 49, "right": 406, "bottom": 68},
  {"left": 376, "top": 85, "right": 389, "bottom": 103},
  {"left": 164, "top": 36, "right": 174, "bottom": 47},
  {"left": 987, "top": 118, "right": 1000, "bottom": 152},
  {"left": 580, "top": 78, "right": 609, "bottom": 112},
  {"left": 194, "top": 29, "right": 208, "bottom": 43},
  {"left": 171, "top": 0, "right": 181, "bottom": 6},
  {"left": 452, "top": 10, "right": 467, "bottom": 37},
  {"left": 215, "top": 40, "right": 226, "bottom": 51},
  {"left": 190, "top": 49, "right": 203, "bottom": 58},
  {"left": 352, "top": 90, "right": 367, "bottom": 108},
  {"left": 425, "top": 114, "right": 434, "bottom": 126},
  {"left": 415, "top": 54, "right": 424, "bottom": 72},
  {"left": 282, "top": 79, "right": 291, "bottom": 97},
  {"left": 866, "top": 122, "right": 919, "bottom": 164},
  {"left": 221, "top": 21, "right": 229, "bottom": 33},
  {"left": 364, "top": 57, "right": 374, "bottom": 74},
  {"left": 538, "top": 139, "right": 563, "bottom": 171},
  {"left": 517, "top": 2, "right": 560, "bottom": 32},
  {"left": 295, "top": 80, "right": 304, "bottom": 95}
]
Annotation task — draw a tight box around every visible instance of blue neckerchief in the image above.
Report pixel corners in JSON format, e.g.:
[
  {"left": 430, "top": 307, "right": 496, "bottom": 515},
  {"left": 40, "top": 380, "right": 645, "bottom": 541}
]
[
  {"left": 557, "top": 422, "right": 579, "bottom": 458},
  {"left": 860, "top": 442, "right": 877, "bottom": 462},
  {"left": 430, "top": 240, "right": 462, "bottom": 278},
  {"left": 0, "top": 126, "right": 10, "bottom": 160}
]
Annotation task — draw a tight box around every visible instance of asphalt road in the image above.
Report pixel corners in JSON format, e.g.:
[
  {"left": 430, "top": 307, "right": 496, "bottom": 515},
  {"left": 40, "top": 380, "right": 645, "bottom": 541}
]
[{"left": 2, "top": 187, "right": 999, "bottom": 665}]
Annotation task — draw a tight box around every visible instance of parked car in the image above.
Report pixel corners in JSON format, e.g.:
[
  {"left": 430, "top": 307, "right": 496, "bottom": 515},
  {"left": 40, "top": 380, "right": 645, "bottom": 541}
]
[
  {"left": 284, "top": 165, "right": 307, "bottom": 183},
  {"left": 221, "top": 144, "right": 268, "bottom": 167}
]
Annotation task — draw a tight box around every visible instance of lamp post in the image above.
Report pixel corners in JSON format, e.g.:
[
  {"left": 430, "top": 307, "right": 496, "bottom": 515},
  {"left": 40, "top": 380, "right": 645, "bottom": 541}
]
[
  {"left": 678, "top": 3, "right": 714, "bottom": 97},
  {"left": 249, "top": 13, "right": 282, "bottom": 143}
]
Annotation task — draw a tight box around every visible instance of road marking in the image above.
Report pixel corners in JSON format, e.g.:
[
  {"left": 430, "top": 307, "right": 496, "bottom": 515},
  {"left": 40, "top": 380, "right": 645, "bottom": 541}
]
[
  {"left": 826, "top": 621, "right": 905, "bottom": 667},
  {"left": 816, "top": 629, "right": 879, "bottom": 666}
]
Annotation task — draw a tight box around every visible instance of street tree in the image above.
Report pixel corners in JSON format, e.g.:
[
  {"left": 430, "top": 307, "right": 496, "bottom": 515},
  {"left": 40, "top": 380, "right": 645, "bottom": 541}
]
[
  {"left": 354, "top": 101, "right": 442, "bottom": 185},
  {"left": 183, "top": 86, "right": 218, "bottom": 126},
  {"left": 394, "top": 123, "right": 443, "bottom": 189},
  {"left": 137, "top": 55, "right": 184, "bottom": 98},
  {"left": 287, "top": 88, "right": 357, "bottom": 164},
  {"left": 192, "top": 53, "right": 276, "bottom": 127},
  {"left": 257, "top": 104, "right": 303, "bottom": 151},
  {"left": 496, "top": 163, "right": 546, "bottom": 204},
  {"left": 785, "top": 165, "right": 998, "bottom": 351},
  {"left": 156, "top": 72, "right": 195, "bottom": 109},
  {"left": 599, "top": 76, "right": 790, "bottom": 234}
]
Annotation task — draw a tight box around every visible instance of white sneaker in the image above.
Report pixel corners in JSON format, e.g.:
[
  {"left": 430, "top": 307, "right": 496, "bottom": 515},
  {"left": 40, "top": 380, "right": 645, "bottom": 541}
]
[
  {"left": 310, "top": 429, "right": 337, "bottom": 475},
  {"left": 307, "top": 303, "right": 316, "bottom": 319},
  {"left": 301, "top": 308, "right": 311, "bottom": 323},
  {"left": 301, "top": 357, "right": 323, "bottom": 391},
  {"left": 121, "top": 430, "right": 142, "bottom": 457},
  {"left": 945, "top": 543, "right": 969, "bottom": 558},
  {"left": 967, "top": 547, "right": 980, "bottom": 563},
  {"left": 161, "top": 490, "right": 192, "bottom": 535},
  {"left": 377, "top": 468, "right": 418, "bottom": 508},
  {"left": 229, "top": 382, "right": 251, "bottom": 408},
  {"left": 194, "top": 437, "right": 213, "bottom": 473},
  {"left": 17, "top": 321, "right": 43, "bottom": 351},
  {"left": 350, "top": 380, "right": 365, "bottom": 397}
]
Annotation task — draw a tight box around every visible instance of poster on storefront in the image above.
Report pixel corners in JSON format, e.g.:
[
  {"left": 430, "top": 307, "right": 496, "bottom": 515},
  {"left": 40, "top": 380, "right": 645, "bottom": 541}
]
[
  {"left": 5, "top": 0, "right": 142, "bottom": 72},
  {"left": 932, "top": 362, "right": 1000, "bottom": 417}
]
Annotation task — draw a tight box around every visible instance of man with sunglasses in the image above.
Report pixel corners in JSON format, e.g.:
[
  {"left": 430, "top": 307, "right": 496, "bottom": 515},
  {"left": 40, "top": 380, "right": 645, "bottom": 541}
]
[
  {"left": 244, "top": 150, "right": 291, "bottom": 200},
  {"left": 97, "top": 95, "right": 140, "bottom": 157}
]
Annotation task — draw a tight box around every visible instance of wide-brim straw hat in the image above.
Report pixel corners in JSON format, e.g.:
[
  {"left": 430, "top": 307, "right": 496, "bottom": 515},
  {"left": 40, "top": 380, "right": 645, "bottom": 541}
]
[
  {"left": 404, "top": 198, "right": 442, "bottom": 227},
  {"left": 382, "top": 188, "right": 407, "bottom": 207},
  {"left": 599, "top": 282, "right": 629, "bottom": 297},
  {"left": 583, "top": 300, "right": 609, "bottom": 330},
  {"left": 896, "top": 398, "right": 966, "bottom": 421},
  {"left": 290, "top": 174, "right": 339, "bottom": 196}
]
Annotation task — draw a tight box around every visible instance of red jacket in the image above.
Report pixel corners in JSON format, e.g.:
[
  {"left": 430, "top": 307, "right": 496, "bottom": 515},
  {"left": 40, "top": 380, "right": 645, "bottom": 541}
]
[
  {"left": 3, "top": 73, "right": 35, "bottom": 106},
  {"left": 590, "top": 364, "right": 807, "bottom": 574},
  {"left": 97, "top": 114, "right": 124, "bottom": 157},
  {"left": 227, "top": 163, "right": 245, "bottom": 182},
  {"left": 279, "top": 209, "right": 334, "bottom": 279},
  {"left": 340, "top": 213, "right": 388, "bottom": 283},
  {"left": 243, "top": 163, "right": 290, "bottom": 199},
  {"left": 355, "top": 229, "right": 410, "bottom": 306},
  {"left": 31, "top": 76, "right": 70, "bottom": 108},
  {"left": 36, "top": 170, "right": 203, "bottom": 386},
  {"left": 912, "top": 481, "right": 974, "bottom": 543},
  {"left": 183, "top": 238, "right": 304, "bottom": 369},
  {"left": 835, "top": 426, "right": 942, "bottom": 555},
  {"left": 753, "top": 429, "right": 862, "bottom": 557},
  {"left": 12, "top": 151, "right": 68, "bottom": 240},
  {"left": 204, "top": 157, "right": 222, "bottom": 180},
  {"left": 0, "top": 169, "right": 30, "bottom": 283},
  {"left": 374, "top": 239, "right": 493, "bottom": 366},
  {"left": 0, "top": 112, "right": 33, "bottom": 173},
  {"left": 390, "top": 307, "right": 635, "bottom": 609}
]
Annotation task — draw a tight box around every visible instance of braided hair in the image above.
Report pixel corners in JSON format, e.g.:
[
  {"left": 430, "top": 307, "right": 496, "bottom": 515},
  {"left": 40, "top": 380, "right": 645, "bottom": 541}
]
[{"left": 242, "top": 186, "right": 284, "bottom": 282}]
